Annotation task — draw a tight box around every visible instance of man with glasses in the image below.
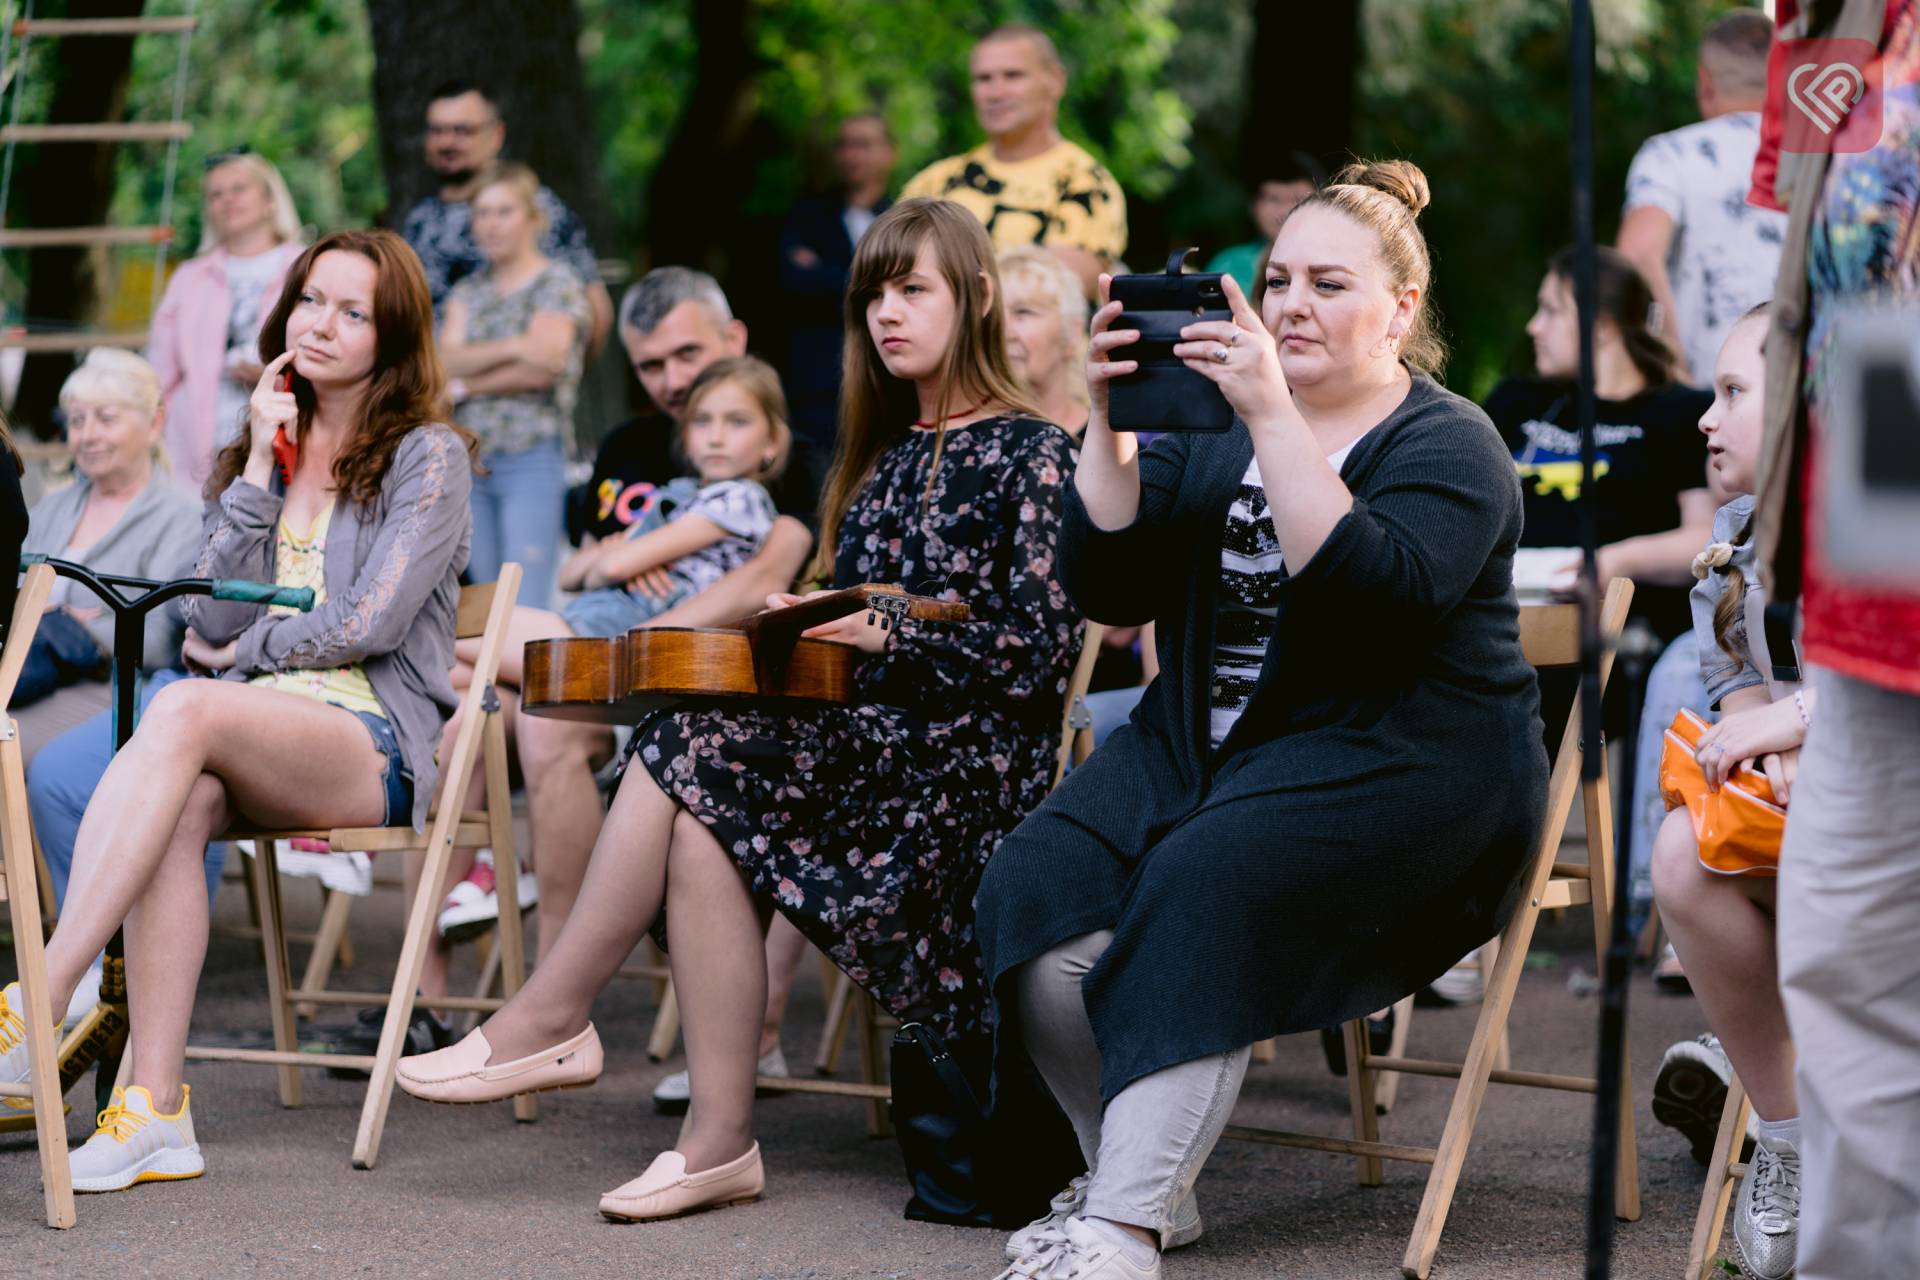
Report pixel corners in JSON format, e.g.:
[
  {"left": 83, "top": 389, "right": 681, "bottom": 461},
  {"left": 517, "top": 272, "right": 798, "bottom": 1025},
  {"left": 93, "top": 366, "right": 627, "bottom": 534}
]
[{"left": 399, "top": 79, "right": 613, "bottom": 355}]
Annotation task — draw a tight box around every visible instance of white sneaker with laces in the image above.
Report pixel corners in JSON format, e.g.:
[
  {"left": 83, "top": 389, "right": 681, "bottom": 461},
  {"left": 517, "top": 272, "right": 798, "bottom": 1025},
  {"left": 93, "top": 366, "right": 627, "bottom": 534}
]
[
  {"left": 652, "top": 1045, "right": 788, "bottom": 1114},
  {"left": 1005, "top": 1175, "right": 1201, "bottom": 1258},
  {"left": 1, "top": 981, "right": 51, "bottom": 1086},
  {"left": 997, "top": 1216, "right": 1160, "bottom": 1280},
  {"left": 1424, "top": 948, "right": 1486, "bottom": 1005},
  {"left": 70, "top": 1085, "right": 205, "bottom": 1193},
  {"left": 1733, "top": 1132, "right": 1801, "bottom": 1280},
  {"left": 437, "top": 849, "right": 538, "bottom": 943},
  {"left": 63, "top": 963, "right": 103, "bottom": 1032}
]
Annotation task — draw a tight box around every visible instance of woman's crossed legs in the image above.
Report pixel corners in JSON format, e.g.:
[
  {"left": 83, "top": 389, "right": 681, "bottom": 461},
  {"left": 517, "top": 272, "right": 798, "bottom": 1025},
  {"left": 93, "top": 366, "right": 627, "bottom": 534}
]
[{"left": 43, "top": 679, "right": 390, "bottom": 1112}]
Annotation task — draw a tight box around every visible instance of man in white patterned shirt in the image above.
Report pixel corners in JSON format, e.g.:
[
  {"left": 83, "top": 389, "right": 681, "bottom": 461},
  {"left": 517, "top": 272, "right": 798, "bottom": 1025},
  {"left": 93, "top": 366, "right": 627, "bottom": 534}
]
[{"left": 1617, "top": 9, "right": 1786, "bottom": 386}]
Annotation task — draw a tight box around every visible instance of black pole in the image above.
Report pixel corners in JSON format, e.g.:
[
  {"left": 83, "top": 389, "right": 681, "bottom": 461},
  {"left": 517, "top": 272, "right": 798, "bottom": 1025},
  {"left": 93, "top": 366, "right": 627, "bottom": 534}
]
[{"left": 1571, "top": 0, "right": 1632, "bottom": 1273}]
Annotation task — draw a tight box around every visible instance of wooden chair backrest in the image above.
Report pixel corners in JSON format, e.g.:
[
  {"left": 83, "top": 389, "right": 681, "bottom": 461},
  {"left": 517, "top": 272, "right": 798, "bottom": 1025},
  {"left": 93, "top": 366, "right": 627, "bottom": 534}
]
[
  {"left": 454, "top": 579, "right": 502, "bottom": 642},
  {"left": 0, "top": 564, "right": 57, "bottom": 716},
  {"left": 1518, "top": 580, "right": 1632, "bottom": 673}
]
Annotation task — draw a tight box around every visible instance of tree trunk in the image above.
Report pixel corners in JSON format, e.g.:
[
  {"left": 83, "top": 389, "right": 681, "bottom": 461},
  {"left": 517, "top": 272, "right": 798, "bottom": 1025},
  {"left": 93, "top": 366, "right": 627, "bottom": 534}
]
[
  {"left": 9, "top": 0, "right": 146, "bottom": 438},
  {"left": 1242, "top": 0, "right": 1360, "bottom": 180},
  {"left": 642, "top": 0, "right": 760, "bottom": 269},
  {"left": 364, "top": 0, "right": 607, "bottom": 244}
]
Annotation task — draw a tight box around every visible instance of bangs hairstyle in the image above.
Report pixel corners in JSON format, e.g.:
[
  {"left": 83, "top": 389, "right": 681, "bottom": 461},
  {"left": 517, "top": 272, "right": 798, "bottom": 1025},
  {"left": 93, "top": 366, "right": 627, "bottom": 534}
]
[
  {"left": 681, "top": 355, "right": 793, "bottom": 484},
  {"left": 814, "top": 198, "right": 1036, "bottom": 580},
  {"left": 198, "top": 152, "right": 303, "bottom": 255},
  {"left": 206, "top": 229, "right": 475, "bottom": 505}
]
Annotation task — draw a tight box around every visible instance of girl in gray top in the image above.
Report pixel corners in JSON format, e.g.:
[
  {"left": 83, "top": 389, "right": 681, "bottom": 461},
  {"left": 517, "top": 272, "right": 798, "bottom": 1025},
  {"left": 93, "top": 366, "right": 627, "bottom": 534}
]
[{"left": 0, "top": 230, "right": 475, "bottom": 1195}]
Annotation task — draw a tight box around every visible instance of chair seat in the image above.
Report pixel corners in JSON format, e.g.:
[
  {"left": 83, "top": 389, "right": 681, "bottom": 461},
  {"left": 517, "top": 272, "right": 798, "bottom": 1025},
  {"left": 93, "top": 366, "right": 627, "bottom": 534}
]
[{"left": 226, "top": 812, "right": 493, "bottom": 852}]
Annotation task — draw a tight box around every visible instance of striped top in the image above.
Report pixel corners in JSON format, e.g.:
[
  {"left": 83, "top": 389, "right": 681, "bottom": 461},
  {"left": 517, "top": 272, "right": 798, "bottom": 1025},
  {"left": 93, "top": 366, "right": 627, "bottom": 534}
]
[{"left": 1208, "top": 437, "right": 1365, "bottom": 748}]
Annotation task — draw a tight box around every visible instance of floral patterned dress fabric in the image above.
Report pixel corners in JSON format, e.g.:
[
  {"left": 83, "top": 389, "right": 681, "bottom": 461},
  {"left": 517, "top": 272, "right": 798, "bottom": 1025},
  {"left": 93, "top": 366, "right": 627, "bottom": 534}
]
[
  {"left": 631, "top": 416, "right": 1083, "bottom": 1039},
  {"left": 1801, "top": 1, "right": 1920, "bottom": 691}
]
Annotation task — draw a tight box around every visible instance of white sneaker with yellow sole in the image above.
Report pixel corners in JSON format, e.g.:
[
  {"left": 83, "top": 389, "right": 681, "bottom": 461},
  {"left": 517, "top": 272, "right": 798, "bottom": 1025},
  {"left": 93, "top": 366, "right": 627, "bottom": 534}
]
[{"left": 70, "top": 1085, "right": 205, "bottom": 1193}]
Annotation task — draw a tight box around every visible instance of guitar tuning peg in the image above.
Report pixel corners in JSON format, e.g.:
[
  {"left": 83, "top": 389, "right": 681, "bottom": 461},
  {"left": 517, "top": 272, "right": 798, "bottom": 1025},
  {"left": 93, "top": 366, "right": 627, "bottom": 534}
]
[{"left": 867, "top": 609, "right": 878, "bottom": 626}]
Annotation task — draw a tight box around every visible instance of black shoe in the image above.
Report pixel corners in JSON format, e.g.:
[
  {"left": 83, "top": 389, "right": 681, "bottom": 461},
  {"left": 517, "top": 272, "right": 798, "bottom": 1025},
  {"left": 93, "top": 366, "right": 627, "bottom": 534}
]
[
  {"left": 324, "top": 1005, "right": 452, "bottom": 1080},
  {"left": 1651, "top": 1033, "right": 1733, "bottom": 1165},
  {"left": 1320, "top": 1008, "right": 1395, "bottom": 1078}
]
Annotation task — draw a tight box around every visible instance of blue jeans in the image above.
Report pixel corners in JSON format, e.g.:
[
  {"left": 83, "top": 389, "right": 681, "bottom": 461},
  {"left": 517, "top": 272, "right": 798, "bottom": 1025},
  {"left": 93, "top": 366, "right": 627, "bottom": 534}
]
[
  {"left": 1624, "top": 633, "right": 1712, "bottom": 935},
  {"left": 471, "top": 437, "right": 567, "bottom": 612},
  {"left": 28, "top": 669, "right": 227, "bottom": 910}
]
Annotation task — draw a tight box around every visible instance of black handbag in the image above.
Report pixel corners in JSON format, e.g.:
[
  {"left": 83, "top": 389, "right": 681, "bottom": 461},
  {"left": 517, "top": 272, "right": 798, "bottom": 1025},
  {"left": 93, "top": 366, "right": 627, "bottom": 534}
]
[{"left": 890, "top": 1020, "right": 1084, "bottom": 1230}]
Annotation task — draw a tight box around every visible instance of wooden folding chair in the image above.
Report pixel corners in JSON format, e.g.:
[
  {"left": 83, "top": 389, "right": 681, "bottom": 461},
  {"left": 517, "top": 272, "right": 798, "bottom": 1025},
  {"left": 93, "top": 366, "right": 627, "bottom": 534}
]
[
  {"left": 1219, "top": 579, "right": 1640, "bottom": 1279},
  {"left": 770, "top": 620, "right": 1113, "bottom": 1138},
  {"left": 182, "top": 565, "right": 526, "bottom": 1170},
  {"left": 1685, "top": 1071, "right": 1753, "bottom": 1279},
  {"left": 0, "top": 564, "right": 77, "bottom": 1227}
]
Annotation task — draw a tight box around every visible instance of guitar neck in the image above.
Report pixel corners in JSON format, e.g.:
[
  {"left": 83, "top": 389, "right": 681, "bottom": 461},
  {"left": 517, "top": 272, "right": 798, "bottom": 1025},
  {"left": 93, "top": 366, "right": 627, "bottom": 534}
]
[{"left": 717, "top": 585, "right": 968, "bottom": 635}]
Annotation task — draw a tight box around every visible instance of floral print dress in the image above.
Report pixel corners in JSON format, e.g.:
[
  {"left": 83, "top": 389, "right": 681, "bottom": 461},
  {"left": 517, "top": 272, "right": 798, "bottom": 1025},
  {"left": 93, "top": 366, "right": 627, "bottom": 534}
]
[{"left": 632, "top": 415, "right": 1082, "bottom": 1039}]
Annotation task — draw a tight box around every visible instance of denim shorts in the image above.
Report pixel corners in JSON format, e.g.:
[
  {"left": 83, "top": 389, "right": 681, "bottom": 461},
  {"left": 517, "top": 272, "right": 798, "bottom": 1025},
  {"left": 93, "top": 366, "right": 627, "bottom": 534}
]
[
  {"left": 559, "top": 584, "right": 685, "bottom": 638},
  {"left": 354, "top": 710, "right": 413, "bottom": 827}
]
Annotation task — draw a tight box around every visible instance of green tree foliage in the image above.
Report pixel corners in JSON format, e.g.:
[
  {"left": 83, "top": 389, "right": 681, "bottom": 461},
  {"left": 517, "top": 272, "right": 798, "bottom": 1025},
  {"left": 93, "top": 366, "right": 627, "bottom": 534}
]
[
  {"left": 576, "top": 0, "right": 1191, "bottom": 239},
  {"left": 112, "top": 0, "right": 383, "bottom": 250},
  {"left": 1358, "top": 0, "right": 1739, "bottom": 398}
]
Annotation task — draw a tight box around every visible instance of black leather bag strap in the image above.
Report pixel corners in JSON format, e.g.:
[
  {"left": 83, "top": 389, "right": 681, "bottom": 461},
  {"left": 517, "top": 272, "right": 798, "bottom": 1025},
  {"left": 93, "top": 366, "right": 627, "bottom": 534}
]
[{"left": 895, "top": 1021, "right": 985, "bottom": 1123}]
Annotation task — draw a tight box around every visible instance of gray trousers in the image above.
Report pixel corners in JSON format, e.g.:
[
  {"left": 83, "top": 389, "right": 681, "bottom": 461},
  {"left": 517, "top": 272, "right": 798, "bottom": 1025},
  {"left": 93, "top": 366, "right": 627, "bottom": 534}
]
[
  {"left": 1777, "top": 667, "right": 1920, "bottom": 1278},
  {"left": 1018, "top": 929, "right": 1250, "bottom": 1246}
]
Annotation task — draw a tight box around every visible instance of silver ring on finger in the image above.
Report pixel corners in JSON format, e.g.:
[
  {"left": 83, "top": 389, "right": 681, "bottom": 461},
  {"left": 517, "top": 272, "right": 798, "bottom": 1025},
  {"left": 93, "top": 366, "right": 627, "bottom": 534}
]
[
  {"left": 1229, "top": 331, "right": 1242, "bottom": 346},
  {"left": 1213, "top": 345, "right": 1230, "bottom": 363}
]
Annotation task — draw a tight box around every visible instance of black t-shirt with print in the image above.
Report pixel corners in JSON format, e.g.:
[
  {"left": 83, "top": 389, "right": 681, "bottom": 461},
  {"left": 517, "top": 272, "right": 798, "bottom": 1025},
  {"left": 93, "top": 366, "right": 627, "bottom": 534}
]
[
  {"left": 578, "top": 415, "right": 824, "bottom": 544},
  {"left": 1485, "top": 377, "right": 1712, "bottom": 551}
]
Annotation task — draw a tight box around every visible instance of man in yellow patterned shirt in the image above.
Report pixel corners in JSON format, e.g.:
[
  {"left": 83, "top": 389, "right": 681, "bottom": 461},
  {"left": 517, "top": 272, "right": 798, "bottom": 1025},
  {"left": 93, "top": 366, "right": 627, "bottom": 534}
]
[{"left": 902, "top": 24, "right": 1126, "bottom": 297}]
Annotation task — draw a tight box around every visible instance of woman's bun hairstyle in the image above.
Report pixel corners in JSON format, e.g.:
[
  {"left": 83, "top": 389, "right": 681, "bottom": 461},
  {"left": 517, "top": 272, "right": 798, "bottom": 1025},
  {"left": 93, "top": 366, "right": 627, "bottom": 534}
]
[{"left": 1331, "top": 159, "right": 1431, "bottom": 218}]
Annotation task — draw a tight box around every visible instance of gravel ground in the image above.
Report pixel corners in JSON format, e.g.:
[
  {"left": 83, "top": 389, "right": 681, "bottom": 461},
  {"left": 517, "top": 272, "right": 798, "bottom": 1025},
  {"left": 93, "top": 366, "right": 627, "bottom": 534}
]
[{"left": 4, "top": 871, "right": 1727, "bottom": 1279}]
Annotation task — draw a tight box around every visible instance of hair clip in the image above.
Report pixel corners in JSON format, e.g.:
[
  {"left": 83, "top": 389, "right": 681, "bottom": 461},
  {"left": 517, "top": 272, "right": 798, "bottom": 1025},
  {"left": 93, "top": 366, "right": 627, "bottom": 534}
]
[{"left": 1646, "top": 301, "right": 1666, "bottom": 337}]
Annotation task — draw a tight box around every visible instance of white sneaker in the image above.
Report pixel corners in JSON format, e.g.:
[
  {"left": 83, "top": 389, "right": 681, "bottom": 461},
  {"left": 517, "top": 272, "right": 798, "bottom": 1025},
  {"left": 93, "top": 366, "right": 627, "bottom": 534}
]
[
  {"left": 1006, "top": 1175, "right": 1200, "bottom": 1258},
  {"left": 437, "top": 849, "right": 538, "bottom": 943},
  {"left": 1, "top": 981, "right": 53, "bottom": 1085},
  {"left": 652, "top": 1045, "right": 787, "bottom": 1115},
  {"left": 63, "top": 963, "right": 103, "bottom": 1032},
  {"left": 1423, "top": 948, "right": 1485, "bottom": 1005},
  {"left": 255, "top": 840, "right": 374, "bottom": 896},
  {"left": 1733, "top": 1132, "right": 1800, "bottom": 1280},
  {"left": 70, "top": 1085, "right": 205, "bottom": 1193},
  {"left": 1652, "top": 1032, "right": 1734, "bottom": 1165},
  {"left": 997, "top": 1215, "right": 1160, "bottom": 1280}
]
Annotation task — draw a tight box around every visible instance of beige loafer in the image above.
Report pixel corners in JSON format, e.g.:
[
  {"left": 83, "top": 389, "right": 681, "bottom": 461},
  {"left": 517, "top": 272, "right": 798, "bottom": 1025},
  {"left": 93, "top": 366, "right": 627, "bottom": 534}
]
[
  {"left": 394, "top": 1024, "right": 602, "bottom": 1104},
  {"left": 599, "top": 1144, "right": 765, "bottom": 1222}
]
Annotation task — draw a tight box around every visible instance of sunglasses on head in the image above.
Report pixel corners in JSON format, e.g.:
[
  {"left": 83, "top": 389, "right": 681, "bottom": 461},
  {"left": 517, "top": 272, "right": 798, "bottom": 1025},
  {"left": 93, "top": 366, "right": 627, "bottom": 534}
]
[{"left": 202, "top": 145, "right": 254, "bottom": 171}]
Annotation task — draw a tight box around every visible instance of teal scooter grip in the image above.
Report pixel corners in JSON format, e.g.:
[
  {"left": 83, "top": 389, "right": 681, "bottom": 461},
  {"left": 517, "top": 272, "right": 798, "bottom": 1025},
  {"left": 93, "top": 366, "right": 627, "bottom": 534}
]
[{"left": 211, "top": 579, "right": 315, "bottom": 610}]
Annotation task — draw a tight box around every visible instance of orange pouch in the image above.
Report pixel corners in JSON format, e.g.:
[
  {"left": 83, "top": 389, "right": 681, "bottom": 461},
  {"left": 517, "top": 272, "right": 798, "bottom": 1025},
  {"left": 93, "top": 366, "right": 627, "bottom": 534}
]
[{"left": 1657, "top": 708, "right": 1786, "bottom": 877}]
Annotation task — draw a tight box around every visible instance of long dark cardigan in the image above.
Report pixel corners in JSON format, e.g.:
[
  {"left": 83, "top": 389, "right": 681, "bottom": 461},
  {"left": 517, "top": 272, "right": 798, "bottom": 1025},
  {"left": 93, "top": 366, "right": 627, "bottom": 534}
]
[{"left": 976, "top": 375, "right": 1549, "bottom": 1101}]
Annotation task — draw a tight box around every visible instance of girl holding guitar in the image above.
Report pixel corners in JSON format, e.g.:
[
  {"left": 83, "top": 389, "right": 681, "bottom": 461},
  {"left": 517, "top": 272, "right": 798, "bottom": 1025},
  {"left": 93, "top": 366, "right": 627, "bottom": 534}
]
[{"left": 398, "top": 198, "right": 1084, "bottom": 1223}]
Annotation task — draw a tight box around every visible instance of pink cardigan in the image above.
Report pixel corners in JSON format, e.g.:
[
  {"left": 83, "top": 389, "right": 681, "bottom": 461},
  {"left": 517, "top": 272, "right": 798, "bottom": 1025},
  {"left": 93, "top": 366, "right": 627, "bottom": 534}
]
[{"left": 147, "top": 243, "right": 304, "bottom": 497}]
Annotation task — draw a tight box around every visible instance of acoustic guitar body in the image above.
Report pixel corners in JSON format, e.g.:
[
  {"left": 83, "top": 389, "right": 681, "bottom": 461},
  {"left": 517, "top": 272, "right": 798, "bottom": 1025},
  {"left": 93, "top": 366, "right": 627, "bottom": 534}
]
[
  {"left": 523, "top": 628, "right": 860, "bottom": 724},
  {"left": 520, "top": 584, "right": 968, "bottom": 725}
]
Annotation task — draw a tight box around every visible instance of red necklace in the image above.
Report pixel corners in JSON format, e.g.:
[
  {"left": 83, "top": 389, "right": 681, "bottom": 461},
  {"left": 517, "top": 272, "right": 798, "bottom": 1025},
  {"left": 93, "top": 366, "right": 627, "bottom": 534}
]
[{"left": 913, "top": 401, "right": 985, "bottom": 429}]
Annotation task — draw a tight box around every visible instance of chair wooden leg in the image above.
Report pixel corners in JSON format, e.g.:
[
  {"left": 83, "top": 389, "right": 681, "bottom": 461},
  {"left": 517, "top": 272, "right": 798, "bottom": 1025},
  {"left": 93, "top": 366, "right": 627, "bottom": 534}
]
[
  {"left": 1637, "top": 900, "right": 1664, "bottom": 964},
  {"left": 294, "top": 888, "right": 354, "bottom": 1020},
  {"left": 1481, "top": 937, "right": 1512, "bottom": 1073},
  {"left": 1686, "top": 1074, "right": 1750, "bottom": 1279},
  {"left": 464, "top": 932, "right": 503, "bottom": 1034},
  {"left": 248, "top": 842, "right": 303, "bottom": 1108},
  {"left": 351, "top": 826, "right": 455, "bottom": 1169},
  {"left": 2, "top": 735, "right": 75, "bottom": 1228},
  {"left": 485, "top": 709, "right": 537, "bottom": 1124},
  {"left": 647, "top": 979, "right": 680, "bottom": 1062},
  {"left": 1584, "top": 770, "right": 1641, "bottom": 1222},
  {"left": 1402, "top": 852, "right": 1553, "bottom": 1277},
  {"left": 1373, "top": 994, "right": 1415, "bottom": 1115},
  {"left": 31, "top": 822, "right": 57, "bottom": 932},
  {"left": 1344, "top": 1019, "right": 1383, "bottom": 1186},
  {"left": 854, "top": 992, "right": 892, "bottom": 1139},
  {"left": 815, "top": 968, "right": 856, "bottom": 1076},
  {"left": 1250, "top": 1038, "right": 1277, "bottom": 1064}
]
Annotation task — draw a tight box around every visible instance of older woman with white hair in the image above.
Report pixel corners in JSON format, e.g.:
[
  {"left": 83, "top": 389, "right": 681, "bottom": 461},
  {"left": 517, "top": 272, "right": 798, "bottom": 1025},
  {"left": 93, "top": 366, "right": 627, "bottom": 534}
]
[
  {"left": 1001, "top": 245, "right": 1091, "bottom": 435},
  {"left": 148, "top": 148, "right": 306, "bottom": 494},
  {"left": 16, "top": 349, "right": 202, "bottom": 759}
]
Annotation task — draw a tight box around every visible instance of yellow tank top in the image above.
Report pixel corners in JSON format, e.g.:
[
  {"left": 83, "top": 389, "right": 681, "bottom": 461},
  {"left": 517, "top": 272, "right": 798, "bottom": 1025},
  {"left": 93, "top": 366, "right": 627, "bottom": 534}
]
[{"left": 247, "top": 500, "right": 386, "bottom": 719}]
